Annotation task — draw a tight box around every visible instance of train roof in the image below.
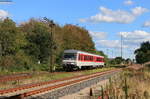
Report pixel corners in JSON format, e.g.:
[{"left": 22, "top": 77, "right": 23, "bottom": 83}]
[{"left": 64, "top": 49, "right": 104, "bottom": 58}]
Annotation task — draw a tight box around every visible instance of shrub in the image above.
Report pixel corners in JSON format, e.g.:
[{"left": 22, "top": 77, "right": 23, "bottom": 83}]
[{"left": 0, "top": 55, "right": 16, "bottom": 68}]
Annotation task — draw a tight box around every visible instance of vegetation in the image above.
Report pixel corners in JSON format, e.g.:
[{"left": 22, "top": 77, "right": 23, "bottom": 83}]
[
  {"left": 110, "top": 57, "right": 125, "bottom": 65},
  {"left": 135, "top": 41, "right": 150, "bottom": 64},
  {"left": 0, "top": 17, "right": 107, "bottom": 73},
  {"left": 97, "top": 66, "right": 150, "bottom": 99},
  {"left": 109, "top": 57, "right": 132, "bottom": 67},
  {"left": 0, "top": 67, "right": 114, "bottom": 90}
]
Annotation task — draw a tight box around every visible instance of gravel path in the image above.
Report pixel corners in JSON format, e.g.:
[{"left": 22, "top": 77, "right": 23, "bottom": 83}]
[{"left": 60, "top": 79, "right": 109, "bottom": 99}]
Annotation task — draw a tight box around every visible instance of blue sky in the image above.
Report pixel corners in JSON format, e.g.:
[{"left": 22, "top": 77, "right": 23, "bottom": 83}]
[{"left": 0, "top": 0, "right": 150, "bottom": 59}]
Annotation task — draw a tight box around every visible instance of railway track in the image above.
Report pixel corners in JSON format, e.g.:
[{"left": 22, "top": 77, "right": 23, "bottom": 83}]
[
  {"left": 0, "top": 70, "right": 86, "bottom": 83},
  {"left": 0, "top": 71, "right": 68, "bottom": 83},
  {"left": 0, "top": 73, "right": 32, "bottom": 83},
  {"left": 0, "top": 68, "right": 122, "bottom": 99}
]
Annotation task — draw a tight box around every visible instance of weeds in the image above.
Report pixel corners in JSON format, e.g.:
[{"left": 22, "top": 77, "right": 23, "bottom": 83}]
[
  {"left": 0, "top": 67, "right": 114, "bottom": 90},
  {"left": 97, "top": 66, "right": 150, "bottom": 99}
]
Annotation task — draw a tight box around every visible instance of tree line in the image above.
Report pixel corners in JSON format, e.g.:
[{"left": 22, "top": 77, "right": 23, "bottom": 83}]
[
  {"left": 135, "top": 41, "right": 150, "bottom": 64},
  {"left": 0, "top": 18, "right": 106, "bottom": 72},
  {"left": 109, "top": 41, "right": 150, "bottom": 65}
]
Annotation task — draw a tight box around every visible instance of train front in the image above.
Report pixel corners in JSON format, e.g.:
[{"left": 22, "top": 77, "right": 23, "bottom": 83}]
[{"left": 62, "top": 51, "right": 78, "bottom": 71}]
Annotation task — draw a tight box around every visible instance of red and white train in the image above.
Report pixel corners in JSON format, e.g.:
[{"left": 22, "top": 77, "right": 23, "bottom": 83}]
[{"left": 62, "top": 50, "right": 105, "bottom": 71}]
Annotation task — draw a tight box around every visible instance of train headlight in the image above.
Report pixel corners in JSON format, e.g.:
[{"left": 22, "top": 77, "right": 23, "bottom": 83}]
[
  {"left": 66, "top": 62, "right": 75, "bottom": 65},
  {"left": 70, "top": 62, "right": 75, "bottom": 65}
]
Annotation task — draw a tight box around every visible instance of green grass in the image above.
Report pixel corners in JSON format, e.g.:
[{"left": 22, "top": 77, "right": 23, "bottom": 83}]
[
  {"left": 0, "top": 67, "right": 115, "bottom": 90},
  {"left": 83, "top": 67, "right": 115, "bottom": 75}
]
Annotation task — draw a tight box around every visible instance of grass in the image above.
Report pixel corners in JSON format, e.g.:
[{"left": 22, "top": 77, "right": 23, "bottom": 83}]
[
  {"left": 96, "top": 66, "right": 150, "bottom": 99},
  {"left": 0, "top": 67, "right": 115, "bottom": 90},
  {"left": 83, "top": 67, "right": 115, "bottom": 75}
]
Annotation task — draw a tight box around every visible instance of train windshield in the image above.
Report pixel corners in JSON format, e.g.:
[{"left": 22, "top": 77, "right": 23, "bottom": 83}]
[{"left": 63, "top": 53, "right": 76, "bottom": 60}]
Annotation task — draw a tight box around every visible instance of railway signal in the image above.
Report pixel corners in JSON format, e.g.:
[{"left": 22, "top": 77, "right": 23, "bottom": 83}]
[{"left": 43, "top": 17, "right": 56, "bottom": 72}]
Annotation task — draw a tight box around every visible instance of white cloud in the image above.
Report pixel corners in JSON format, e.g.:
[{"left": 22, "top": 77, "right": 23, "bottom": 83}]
[
  {"left": 89, "top": 31, "right": 107, "bottom": 39},
  {"left": 119, "top": 30, "right": 150, "bottom": 39},
  {"left": 0, "top": 10, "right": 9, "bottom": 20},
  {"left": 93, "top": 30, "right": 150, "bottom": 49},
  {"left": 79, "top": 6, "right": 148, "bottom": 24},
  {"left": 92, "top": 30, "right": 150, "bottom": 59},
  {"left": 0, "top": 1, "right": 13, "bottom": 4},
  {"left": 96, "top": 40, "right": 128, "bottom": 48},
  {"left": 119, "top": 30, "right": 150, "bottom": 47},
  {"left": 131, "top": 7, "right": 148, "bottom": 16},
  {"left": 143, "top": 20, "right": 150, "bottom": 27},
  {"left": 124, "top": 0, "right": 134, "bottom": 5}
]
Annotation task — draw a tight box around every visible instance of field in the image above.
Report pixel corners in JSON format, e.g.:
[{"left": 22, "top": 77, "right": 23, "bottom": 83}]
[
  {"left": 96, "top": 66, "right": 150, "bottom": 99},
  {"left": 0, "top": 67, "right": 114, "bottom": 90}
]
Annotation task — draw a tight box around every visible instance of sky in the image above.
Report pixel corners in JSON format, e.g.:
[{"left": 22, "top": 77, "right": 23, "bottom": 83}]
[{"left": 0, "top": 0, "right": 150, "bottom": 59}]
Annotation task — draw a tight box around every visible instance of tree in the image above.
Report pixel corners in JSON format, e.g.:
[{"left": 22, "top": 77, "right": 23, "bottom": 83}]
[
  {"left": 62, "top": 24, "right": 95, "bottom": 52},
  {"left": 125, "top": 58, "right": 132, "bottom": 64},
  {"left": 0, "top": 18, "right": 26, "bottom": 56},
  {"left": 110, "top": 57, "right": 125, "bottom": 65},
  {"left": 0, "top": 17, "right": 105, "bottom": 71},
  {"left": 134, "top": 41, "right": 150, "bottom": 64},
  {"left": 20, "top": 19, "right": 53, "bottom": 64},
  {"left": 0, "top": 18, "right": 27, "bottom": 67}
]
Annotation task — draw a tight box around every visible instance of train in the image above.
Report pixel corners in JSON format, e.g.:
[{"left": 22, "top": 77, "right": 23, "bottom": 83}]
[{"left": 62, "top": 49, "right": 105, "bottom": 71}]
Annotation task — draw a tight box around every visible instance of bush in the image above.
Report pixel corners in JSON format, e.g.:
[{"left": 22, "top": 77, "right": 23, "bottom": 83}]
[
  {"left": 146, "top": 64, "right": 150, "bottom": 68},
  {"left": 0, "top": 51, "right": 37, "bottom": 72},
  {"left": 14, "top": 50, "right": 34, "bottom": 68},
  {"left": 0, "top": 55, "right": 16, "bottom": 68}
]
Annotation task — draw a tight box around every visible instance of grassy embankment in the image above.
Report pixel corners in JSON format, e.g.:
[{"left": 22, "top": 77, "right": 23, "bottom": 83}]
[
  {"left": 96, "top": 65, "right": 150, "bottom": 99},
  {"left": 0, "top": 67, "right": 115, "bottom": 90}
]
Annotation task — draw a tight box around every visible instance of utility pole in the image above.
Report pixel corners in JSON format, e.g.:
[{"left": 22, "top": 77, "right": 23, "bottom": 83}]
[
  {"left": 120, "top": 33, "right": 124, "bottom": 65},
  {"left": 106, "top": 48, "right": 109, "bottom": 58},
  {"left": 43, "top": 17, "right": 55, "bottom": 72},
  {"left": 121, "top": 34, "right": 123, "bottom": 59},
  {"left": 111, "top": 50, "right": 113, "bottom": 58},
  {"left": 106, "top": 48, "right": 109, "bottom": 67}
]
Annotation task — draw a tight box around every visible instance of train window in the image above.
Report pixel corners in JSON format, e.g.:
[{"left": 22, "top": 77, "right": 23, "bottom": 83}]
[
  {"left": 84, "top": 55, "right": 88, "bottom": 61},
  {"left": 87, "top": 56, "right": 89, "bottom": 60},
  {"left": 79, "top": 54, "right": 82, "bottom": 61},
  {"left": 80, "top": 55, "right": 98, "bottom": 61},
  {"left": 83, "top": 55, "right": 94, "bottom": 61},
  {"left": 63, "top": 53, "right": 76, "bottom": 60},
  {"left": 82, "top": 55, "right": 84, "bottom": 61},
  {"left": 81, "top": 55, "right": 83, "bottom": 60},
  {"left": 78, "top": 54, "right": 81, "bottom": 60},
  {"left": 89, "top": 56, "right": 91, "bottom": 61},
  {"left": 96, "top": 58, "right": 98, "bottom": 61},
  {"left": 86, "top": 56, "right": 88, "bottom": 61},
  {"left": 85, "top": 55, "right": 87, "bottom": 61},
  {"left": 96, "top": 57, "right": 102, "bottom": 62},
  {"left": 82, "top": 55, "right": 84, "bottom": 60},
  {"left": 91, "top": 56, "right": 93, "bottom": 61},
  {"left": 87, "top": 56, "right": 89, "bottom": 61}
]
